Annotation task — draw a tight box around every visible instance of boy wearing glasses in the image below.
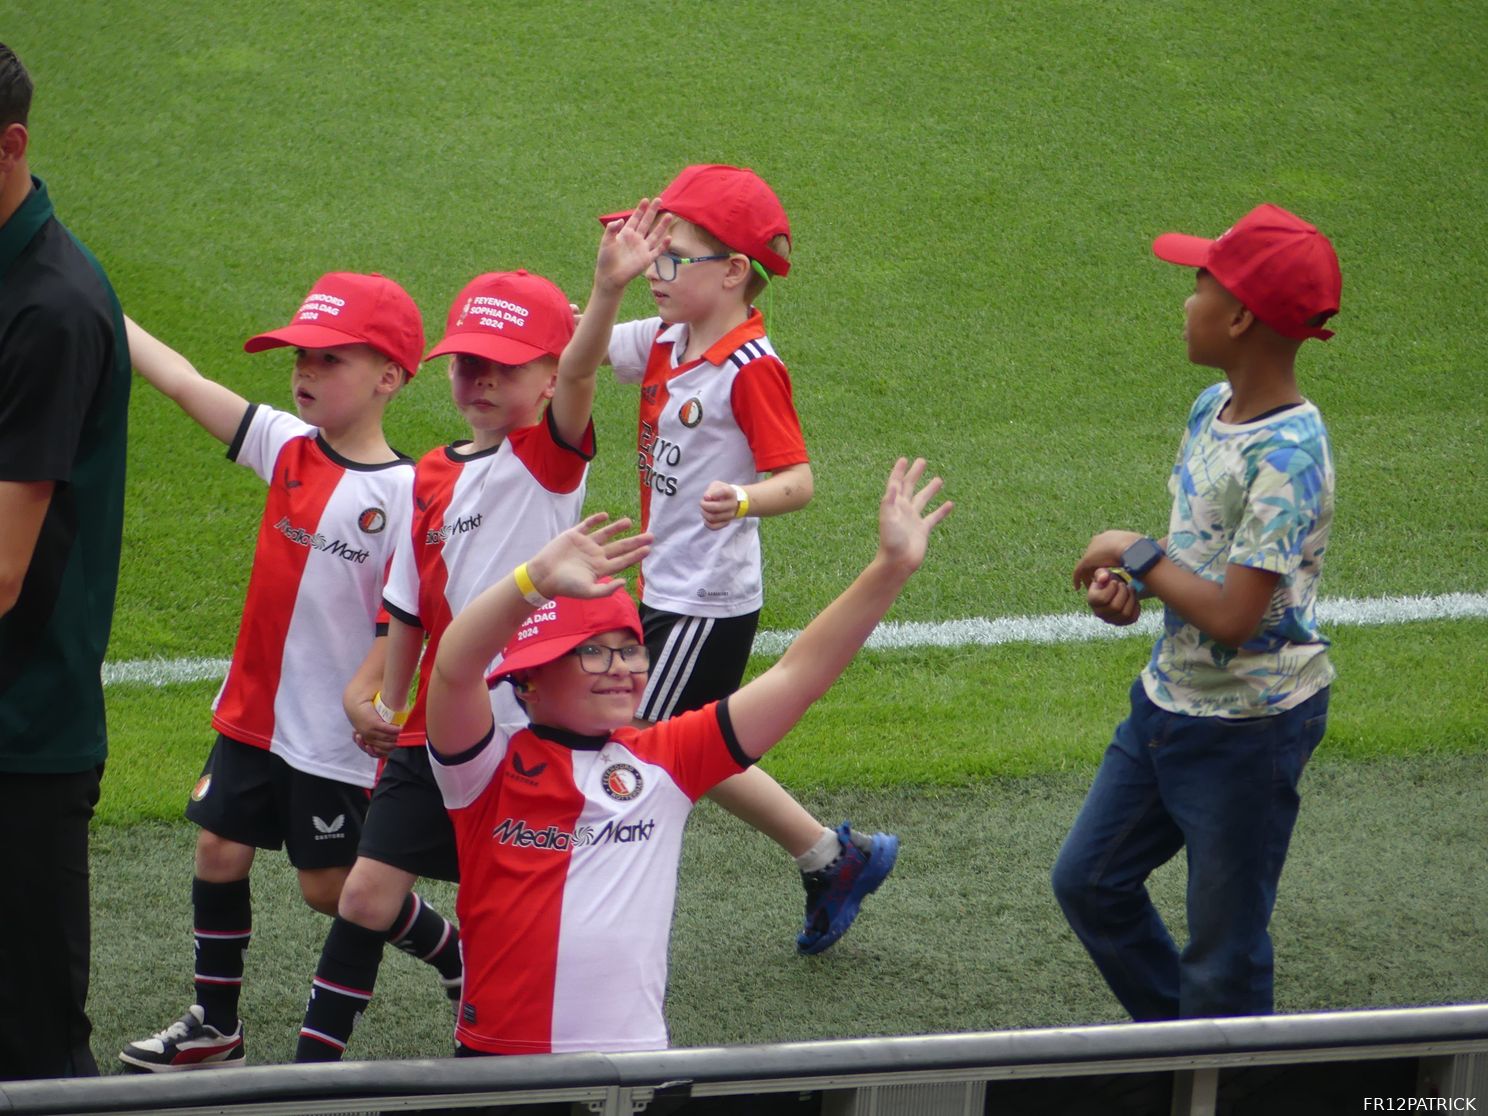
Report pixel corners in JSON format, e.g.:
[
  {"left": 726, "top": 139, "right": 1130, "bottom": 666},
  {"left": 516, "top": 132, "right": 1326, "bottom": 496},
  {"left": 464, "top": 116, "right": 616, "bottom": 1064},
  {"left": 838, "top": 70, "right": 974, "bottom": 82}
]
[
  {"left": 294, "top": 204, "right": 671, "bottom": 1062},
  {"left": 600, "top": 164, "right": 897, "bottom": 956},
  {"left": 428, "top": 458, "right": 951, "bottom": 1054}
]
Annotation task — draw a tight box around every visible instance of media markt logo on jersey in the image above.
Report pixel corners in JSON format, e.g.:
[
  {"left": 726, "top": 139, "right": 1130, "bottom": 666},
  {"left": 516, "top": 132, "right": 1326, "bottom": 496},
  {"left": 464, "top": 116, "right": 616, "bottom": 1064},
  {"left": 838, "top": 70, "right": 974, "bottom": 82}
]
[
  {"left": 491, "top": 815, "right": 656, "bottom": 851},
  {"left": 312, "top": 814, "right": 347, "bottom": 841},
  {"left": 274, "top": 516, "right": 371, "bottom": 564}
]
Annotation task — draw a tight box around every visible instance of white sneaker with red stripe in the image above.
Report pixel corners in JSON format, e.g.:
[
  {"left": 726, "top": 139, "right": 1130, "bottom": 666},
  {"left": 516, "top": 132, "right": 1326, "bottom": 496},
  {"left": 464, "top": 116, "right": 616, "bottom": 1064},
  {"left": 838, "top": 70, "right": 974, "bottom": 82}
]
[{"left": 119, "top": 1005, "right": 245, "bottom": 1072}]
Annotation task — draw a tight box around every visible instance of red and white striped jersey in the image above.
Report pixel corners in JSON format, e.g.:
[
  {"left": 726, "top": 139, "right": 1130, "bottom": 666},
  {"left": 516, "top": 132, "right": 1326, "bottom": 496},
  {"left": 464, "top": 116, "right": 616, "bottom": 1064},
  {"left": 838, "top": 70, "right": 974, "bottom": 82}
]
[
  {"left": 609, "top": 312, "right": 807, "bottom": 617},
  {"left": 381, "top": 411, "right": 592, "bottom": 744},
  {"left": 430, "top": 701, "right": 750, "bottom": 1054},
  {"left": 212, "top": 405, "right": 413, "bottom": 788}
]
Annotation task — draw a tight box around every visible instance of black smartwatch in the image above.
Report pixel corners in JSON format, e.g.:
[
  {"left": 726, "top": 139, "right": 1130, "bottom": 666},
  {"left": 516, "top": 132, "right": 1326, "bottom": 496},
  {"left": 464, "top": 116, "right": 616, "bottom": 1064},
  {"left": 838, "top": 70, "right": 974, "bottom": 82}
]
[{"left": 1120, "top": 536, "right": 1164, "bottom": 578}]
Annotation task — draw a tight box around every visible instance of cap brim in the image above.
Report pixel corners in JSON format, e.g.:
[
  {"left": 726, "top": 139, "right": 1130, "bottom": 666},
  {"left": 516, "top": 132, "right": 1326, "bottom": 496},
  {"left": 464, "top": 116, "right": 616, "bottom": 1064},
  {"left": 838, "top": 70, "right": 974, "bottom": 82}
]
[
  {"left": 426, "top": 332, "right": 554, "bottom": 365},
  {"left": 244, "top": 323, "right": 375, "bottom": 354},
  {"left": 597, "top": 208, "right": 634, "bottom": 227},
  {"left": 1152, "top": 233, "right": 1214, "bottom": 267},
  {"left": 485, "top": 630, "right": 591, "bottom": 686}
]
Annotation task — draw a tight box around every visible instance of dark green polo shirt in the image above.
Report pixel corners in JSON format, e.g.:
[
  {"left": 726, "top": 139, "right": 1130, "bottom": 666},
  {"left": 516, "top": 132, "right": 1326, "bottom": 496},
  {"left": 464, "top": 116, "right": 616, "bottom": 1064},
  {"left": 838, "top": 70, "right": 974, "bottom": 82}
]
[{"left": 0, "top": 176, "right": 130, "bottom": 773}]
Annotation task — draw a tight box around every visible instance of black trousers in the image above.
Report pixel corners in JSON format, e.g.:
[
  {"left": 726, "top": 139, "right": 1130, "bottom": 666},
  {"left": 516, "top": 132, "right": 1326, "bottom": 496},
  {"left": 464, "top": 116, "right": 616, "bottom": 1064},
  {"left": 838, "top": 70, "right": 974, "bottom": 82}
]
[{"left": 0, "top": 765, "right": 102, "bottom": 1079}]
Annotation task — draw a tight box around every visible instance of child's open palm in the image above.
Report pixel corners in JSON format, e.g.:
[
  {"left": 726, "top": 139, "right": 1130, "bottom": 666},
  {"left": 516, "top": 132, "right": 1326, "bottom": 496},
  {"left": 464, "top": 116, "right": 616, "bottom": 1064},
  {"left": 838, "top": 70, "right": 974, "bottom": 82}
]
[
  {"left": 877, "top": 457, "right": 952, "bottom": 573},
  {"left": 597, "top": 197, "right": 671, "bottom": 293},
  {"left": 526, "top": 514, "right": 653, "bottom": 601}
]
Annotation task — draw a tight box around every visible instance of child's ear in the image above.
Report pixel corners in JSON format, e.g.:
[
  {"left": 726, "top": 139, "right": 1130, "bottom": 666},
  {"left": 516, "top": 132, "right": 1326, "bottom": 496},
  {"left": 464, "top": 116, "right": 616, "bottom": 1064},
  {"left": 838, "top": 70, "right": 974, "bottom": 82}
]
[
  {"left": 721, "top": 253, "right": 751, "bottom": 291},
  {"left": 377, "top": 360, "right": 409, "bottom": 395},
  {"left": 1228, "top": 305, "right": 1257, "bottom": 339}
]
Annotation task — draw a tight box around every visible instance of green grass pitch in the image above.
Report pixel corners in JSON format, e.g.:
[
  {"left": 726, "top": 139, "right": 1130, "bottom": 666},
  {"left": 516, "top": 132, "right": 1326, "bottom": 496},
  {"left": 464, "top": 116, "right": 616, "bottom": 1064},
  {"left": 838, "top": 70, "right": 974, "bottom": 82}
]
[{"left": 5, "top": 0, "right": 1485, "bottom": 1067}]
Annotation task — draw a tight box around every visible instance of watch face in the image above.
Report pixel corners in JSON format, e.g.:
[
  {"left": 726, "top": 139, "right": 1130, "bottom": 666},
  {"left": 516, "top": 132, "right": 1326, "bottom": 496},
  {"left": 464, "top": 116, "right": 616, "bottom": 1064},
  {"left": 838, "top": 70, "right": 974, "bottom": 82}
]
[{"left": 1123, "top": 538, "right": 1163, "bottom": 577}]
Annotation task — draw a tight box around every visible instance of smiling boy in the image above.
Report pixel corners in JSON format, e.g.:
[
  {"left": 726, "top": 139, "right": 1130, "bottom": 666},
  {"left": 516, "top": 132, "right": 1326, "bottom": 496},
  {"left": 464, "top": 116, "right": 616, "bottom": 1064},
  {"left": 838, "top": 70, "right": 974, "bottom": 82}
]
[{"left": 426, "top": 457, "right": 951, "bottom": 1054}]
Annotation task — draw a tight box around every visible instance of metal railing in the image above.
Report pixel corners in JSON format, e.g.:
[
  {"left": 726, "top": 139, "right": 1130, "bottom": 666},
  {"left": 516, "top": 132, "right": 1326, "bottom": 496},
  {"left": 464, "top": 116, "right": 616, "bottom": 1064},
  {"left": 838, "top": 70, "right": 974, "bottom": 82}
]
[{"left": 2, "top": 1003, "right": 1484, "bottom": 1115}]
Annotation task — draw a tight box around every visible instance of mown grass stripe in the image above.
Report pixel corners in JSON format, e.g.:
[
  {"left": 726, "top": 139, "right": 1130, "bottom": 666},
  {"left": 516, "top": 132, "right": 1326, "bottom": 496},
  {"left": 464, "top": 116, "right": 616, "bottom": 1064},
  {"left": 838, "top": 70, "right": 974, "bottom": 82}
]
[{"left": 104, "top": 592, "right": 1488, "bottom": 687}]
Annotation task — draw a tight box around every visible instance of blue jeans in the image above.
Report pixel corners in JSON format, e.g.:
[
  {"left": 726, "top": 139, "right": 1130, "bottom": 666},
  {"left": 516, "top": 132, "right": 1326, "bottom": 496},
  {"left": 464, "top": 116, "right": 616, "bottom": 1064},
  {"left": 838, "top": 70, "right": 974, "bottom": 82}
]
[{"left": 1051, "top": 681, "right": 1329, "bottom": 1021}]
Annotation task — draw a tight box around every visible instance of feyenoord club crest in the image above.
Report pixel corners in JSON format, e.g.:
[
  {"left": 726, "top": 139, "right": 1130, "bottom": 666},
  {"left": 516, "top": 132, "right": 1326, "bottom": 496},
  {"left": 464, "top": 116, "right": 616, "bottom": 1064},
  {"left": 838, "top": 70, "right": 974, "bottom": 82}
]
[
  {"left": 358, "top": 507, "right": 387, "bottom": 534},
  {"left": 678, "top": 397, "right": 703, "bottom": 428},
  {"left": 601, "top": 763, "right": 643, "bottom": 802},
  {"left": 191, "top": 775, "right": 212, "bottom": 802}
]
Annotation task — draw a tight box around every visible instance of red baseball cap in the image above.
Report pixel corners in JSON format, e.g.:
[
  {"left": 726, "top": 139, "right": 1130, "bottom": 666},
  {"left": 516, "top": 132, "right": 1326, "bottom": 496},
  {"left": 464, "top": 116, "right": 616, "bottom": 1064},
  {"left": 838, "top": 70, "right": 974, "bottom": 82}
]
[
  {"left": 486, "top": 581, "right": 644, "bottom": 685},
  {"left": 244, "top": 272, "right": 425, "bottom": 376},
  {"left": 1152, "top": 204, "right": 1341, "bottom": 341},
  {"left": 425, "top": 270, "right": 576, "bottom": 365},
  {"left": 600, "top": 164, "right": 792, "bottom": 278}
]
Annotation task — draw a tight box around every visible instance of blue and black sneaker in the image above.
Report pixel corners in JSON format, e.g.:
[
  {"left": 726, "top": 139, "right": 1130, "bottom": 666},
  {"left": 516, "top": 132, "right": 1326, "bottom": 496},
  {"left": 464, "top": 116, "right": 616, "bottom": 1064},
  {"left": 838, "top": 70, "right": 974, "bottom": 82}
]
[{"left": 796, "top": 822, "right": 899, "bottom": 955}]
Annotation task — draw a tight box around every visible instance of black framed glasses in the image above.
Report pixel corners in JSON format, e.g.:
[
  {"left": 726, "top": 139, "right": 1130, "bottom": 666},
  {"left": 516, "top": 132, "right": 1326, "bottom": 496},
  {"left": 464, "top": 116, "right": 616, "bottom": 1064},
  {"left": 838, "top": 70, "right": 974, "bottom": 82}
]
[
  {"left": 569, "top": 643, "right": 650, "bottom": 674},
  {"left": 651, "top": 251, "right": 734, "bottom": 282}
]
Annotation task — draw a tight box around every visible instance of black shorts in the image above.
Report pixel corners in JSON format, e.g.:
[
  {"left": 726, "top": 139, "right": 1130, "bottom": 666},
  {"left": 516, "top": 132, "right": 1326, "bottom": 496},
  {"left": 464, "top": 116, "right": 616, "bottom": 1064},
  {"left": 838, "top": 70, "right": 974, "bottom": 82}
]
[
  {"left": 184, "top": 735, "right": 369, "bottom": 871},
  {"left": 355, "top": 744, "right": 460, "bottom": 883},
  {"left": 637, "top": 606, "right": 760, "bottom": 722}
]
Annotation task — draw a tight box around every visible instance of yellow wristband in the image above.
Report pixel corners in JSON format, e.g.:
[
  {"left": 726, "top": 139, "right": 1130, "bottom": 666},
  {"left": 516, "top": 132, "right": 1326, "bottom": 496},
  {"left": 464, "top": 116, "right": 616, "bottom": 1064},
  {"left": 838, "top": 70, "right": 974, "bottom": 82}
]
[
  {"left": 513, "top": 562, "right": 549, "bottom": 606},
  {"left": 372, "top": 691, "right": 409, "bottom": 727},
  {"left": 1108, "top": 567, "right": 1133, "bottom": 586},
  {"left": 732, "top": 485, "right": 750, "bottom": 518}
]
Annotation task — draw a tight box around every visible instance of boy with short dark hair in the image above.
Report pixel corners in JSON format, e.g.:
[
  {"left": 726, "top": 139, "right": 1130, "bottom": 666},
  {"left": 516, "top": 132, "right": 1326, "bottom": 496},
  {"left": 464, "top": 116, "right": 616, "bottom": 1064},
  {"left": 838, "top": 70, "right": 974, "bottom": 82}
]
[
  {"left": 118, "top": 274, "right": 461, "bottom": 1070},
  {"left": 1053, "top": 204, "right": 1340, "bottom": 1020},
  {"left": 427, "top": 457, "right": 950, "bottom": 1054},
  {"left": 603, "top": 164, "right": 898, "bottom": 954},
  {"left": 294, "top": 203, "right": 671, "bottom": 1061}
]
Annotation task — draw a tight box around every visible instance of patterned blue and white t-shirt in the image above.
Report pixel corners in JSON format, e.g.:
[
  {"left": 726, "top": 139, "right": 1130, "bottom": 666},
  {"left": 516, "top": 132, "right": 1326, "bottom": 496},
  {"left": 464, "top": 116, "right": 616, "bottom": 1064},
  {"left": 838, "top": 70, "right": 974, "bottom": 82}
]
[{"left": 1141, "top": 382, "right": 1335, "bottom": 718}]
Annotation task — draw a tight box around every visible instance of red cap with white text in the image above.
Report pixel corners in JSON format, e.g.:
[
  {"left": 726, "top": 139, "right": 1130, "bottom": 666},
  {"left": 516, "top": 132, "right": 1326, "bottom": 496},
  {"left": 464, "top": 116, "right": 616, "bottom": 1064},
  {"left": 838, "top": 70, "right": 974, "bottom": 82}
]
[
  {"left": 425, "top": 271, "right": 575, "bottom": 365},
  {"left": 244, "top": 272, "right": 425, "bottom": 376},
  {"left": 486, "top": 581, "right": 643, "bottom": 686}
]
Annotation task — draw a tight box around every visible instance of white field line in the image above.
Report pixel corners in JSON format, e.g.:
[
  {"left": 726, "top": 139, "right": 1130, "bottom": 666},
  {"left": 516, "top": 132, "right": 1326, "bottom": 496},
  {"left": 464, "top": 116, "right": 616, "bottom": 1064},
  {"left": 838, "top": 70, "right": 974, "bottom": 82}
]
[{"left": 104, "top": 591, "right": 1488, "bottom": 688}]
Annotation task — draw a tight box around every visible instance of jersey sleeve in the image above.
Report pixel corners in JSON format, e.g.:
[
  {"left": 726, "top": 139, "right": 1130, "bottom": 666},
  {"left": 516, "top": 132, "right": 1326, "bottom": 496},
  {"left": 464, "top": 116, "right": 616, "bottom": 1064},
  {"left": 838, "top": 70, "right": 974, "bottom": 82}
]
[
  {"left": 730, "top": 355, "right": 809, "bottom": 473},
  {"left": 628, "top": 699, "right": 751, "bottom": 802},
  {"left": 609, "top": 318, "right": 664, "bottom": 385},
  {"left": 381, "top": 505, "right": 422, "bottom": 626},
  {"left": 507, "top": 408, "right": 594, "bottom": 495},
  {"left": 376, "top": 467, "right": 416, "bottom": 626},
  {"left": 0, "top": 300, "right": 112, "bottom": 483},
  {"left": 226, "top": 403, "right": 316, "bottom": 484},
  {"left": 428, "top": 720, "right": 514, "bottom": 810},
  {"left": 1229, "top": 442, "right": 1326, "bottom": 577}
]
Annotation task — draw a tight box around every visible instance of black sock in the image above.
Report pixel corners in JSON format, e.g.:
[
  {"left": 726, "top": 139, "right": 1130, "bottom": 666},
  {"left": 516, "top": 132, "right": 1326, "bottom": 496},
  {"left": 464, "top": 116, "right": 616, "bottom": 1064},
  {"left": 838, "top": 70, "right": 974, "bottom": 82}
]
[
  {"left": 192, "top": 877, "right": 251, "bottom": 1033},
  {"left": 296, "top": 917, "right": 385, "bottom": 1062},
  {"left": 387, "top": 893, "right": 461, "bottom": 983}
]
